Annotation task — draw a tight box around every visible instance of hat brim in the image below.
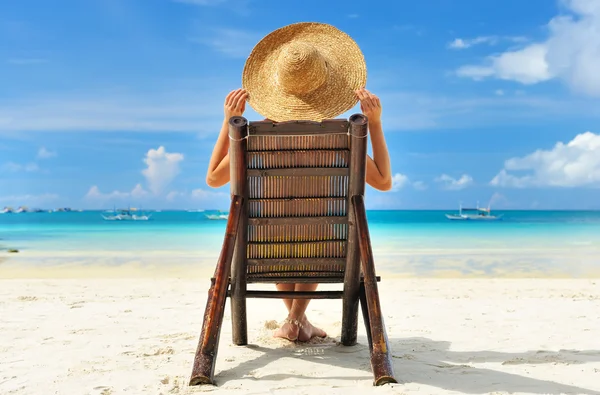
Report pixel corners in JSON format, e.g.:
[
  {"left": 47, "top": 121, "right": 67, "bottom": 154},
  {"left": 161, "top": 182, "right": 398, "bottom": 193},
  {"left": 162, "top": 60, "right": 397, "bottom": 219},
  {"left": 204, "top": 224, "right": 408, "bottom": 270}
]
[{"left": 242, "top": 22, "right": 367, "bottom": 122}]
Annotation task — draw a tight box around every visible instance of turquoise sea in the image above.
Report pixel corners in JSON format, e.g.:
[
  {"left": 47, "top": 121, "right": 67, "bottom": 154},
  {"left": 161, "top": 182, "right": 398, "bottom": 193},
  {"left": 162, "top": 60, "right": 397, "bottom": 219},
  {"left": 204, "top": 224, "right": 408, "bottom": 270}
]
[{"left": 1, "top": 210, "right": 600, "bottom": 277}]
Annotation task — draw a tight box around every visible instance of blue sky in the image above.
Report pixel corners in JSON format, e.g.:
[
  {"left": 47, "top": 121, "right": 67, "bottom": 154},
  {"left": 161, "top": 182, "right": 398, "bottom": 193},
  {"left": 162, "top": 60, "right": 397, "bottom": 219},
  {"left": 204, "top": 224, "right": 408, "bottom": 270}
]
[{"left": 1, "top": 0, "right": 600, "bottom": 210}]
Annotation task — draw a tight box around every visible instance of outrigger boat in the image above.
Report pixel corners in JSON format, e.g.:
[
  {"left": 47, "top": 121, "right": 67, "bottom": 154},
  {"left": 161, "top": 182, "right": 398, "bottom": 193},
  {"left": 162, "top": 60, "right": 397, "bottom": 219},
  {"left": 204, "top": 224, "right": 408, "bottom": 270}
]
[
  {"left": 204, "top": 210, "right": 228, "bottom": 220},
  {"left": 445, "top": 203, "right": 503, "bottom": 221},
  {"left": 102, "top": 207, "right": 151, "bottom": 221}
]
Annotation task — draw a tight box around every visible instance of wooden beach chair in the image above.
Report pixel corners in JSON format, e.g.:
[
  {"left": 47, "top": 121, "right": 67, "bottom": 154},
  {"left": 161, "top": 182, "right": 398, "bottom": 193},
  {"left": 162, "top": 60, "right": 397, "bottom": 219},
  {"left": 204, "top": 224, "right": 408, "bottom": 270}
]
[{"left": 189, "top": 114, "right": 397, "bottom": 386}]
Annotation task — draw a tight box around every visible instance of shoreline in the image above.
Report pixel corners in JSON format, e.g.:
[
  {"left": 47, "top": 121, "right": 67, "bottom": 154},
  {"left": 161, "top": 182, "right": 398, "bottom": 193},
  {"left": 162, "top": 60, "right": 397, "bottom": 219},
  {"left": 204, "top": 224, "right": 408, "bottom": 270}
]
[
  {"left": 3, "top": 250, "right": 600, "bottom": 279},
  {"left": 2, "top": 265, "right": 600, "bottom": 280}
]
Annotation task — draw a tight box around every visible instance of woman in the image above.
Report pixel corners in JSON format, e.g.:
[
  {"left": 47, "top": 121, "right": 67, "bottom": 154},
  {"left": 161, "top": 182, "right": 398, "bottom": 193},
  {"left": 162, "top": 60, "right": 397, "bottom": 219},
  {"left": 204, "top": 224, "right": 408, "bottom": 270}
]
[{"left": 205, "top": 87, "right": 392, "bottom": 342}]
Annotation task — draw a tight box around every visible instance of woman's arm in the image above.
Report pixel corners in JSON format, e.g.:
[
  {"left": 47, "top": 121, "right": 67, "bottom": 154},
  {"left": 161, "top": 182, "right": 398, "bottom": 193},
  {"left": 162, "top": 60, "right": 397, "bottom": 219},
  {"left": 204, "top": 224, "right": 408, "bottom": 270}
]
[
  {"left": 206, "top": 89, "right": 247, "bottom": 188},
  {"left": 356, "top": 88, "right": 393, "bottom": 191},
  {"left": 206, "top": 88, "right": 393, "bottom": 191}
]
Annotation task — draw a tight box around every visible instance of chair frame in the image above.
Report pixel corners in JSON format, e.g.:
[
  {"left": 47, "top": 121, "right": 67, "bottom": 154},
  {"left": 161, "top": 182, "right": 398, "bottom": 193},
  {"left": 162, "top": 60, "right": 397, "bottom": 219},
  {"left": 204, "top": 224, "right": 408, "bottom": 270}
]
[{"left": 189, "top": 114, "right": 397, "bottom": 386}]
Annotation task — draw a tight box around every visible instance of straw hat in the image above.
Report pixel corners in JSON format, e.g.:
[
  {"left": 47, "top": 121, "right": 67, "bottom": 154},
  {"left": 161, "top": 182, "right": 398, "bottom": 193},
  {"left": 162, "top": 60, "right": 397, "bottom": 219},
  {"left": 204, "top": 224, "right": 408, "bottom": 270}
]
[{"left": 242, "top": 22, "right": 367, "bottom": 122}]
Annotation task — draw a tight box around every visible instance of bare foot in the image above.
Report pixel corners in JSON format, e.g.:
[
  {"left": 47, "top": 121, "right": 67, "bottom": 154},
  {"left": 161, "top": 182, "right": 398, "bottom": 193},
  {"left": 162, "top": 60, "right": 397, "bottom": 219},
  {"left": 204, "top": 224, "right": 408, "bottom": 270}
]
[
  {"left": 298, "top": 316, "right": 327, "bottom": 342},
  {"left": 273, "top": 319, "right": 300, "bottom": 341}
]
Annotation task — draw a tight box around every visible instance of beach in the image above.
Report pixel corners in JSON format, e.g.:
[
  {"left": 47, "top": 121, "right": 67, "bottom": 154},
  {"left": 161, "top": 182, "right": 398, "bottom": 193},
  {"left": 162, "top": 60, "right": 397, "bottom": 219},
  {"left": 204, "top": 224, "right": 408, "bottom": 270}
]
[
  {"left": 2, "top": 210, "right": 600, "bottom": 394},
  {"left": 1, "top": 274, "right": 600, "bottom": 395}
]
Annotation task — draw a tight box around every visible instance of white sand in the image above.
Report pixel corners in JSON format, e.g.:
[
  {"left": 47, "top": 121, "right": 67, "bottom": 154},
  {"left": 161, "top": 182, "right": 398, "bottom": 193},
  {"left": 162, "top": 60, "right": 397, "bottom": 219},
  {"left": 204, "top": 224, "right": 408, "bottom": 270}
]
[{"left": 1, "top": 277, "right": 600, "bottom": 395}]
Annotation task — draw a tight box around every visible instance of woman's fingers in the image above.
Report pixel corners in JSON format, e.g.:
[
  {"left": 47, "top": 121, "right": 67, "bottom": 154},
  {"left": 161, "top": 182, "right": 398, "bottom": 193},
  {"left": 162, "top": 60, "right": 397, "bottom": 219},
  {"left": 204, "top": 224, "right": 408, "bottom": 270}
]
[
  {"left": 230, "top": 89, "right": 244, "bottom": 105},
  {"left": 356, "top": 88, "right": 367, "bottom": 101},
  {"left": 226, "top": 88, "right": 245, "bottom": 107},
  {"left": 225, "top": 90, "right": 237, "bottom": 106},
  {"left": 365, "top": 90, "right": 381, "bottom": 109},
  {"left": 357, "top": 88, "right": 377, "bottom": 105},
  {"left": 235, "top": 91, "right": 248, "bottom": 109}
]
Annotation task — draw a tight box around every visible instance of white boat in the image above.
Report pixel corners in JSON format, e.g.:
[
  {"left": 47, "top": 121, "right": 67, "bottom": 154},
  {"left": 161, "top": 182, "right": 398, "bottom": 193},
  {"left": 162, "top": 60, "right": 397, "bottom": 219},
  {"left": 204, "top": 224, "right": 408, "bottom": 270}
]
[
  {"left": 445, "top": 203, "right": 503, "bottom": 221},
  {"left": 1, "top": 207, "right": 14, "bottom": 214},
  {"left": 102, "top": 207, "right": 151, "bottom": 221},
  {"left": 15, "top": 206, "right": 28, "bottom": 213},
  {"left": 204, "top": 211, "right": 228, "bottom": 220}
]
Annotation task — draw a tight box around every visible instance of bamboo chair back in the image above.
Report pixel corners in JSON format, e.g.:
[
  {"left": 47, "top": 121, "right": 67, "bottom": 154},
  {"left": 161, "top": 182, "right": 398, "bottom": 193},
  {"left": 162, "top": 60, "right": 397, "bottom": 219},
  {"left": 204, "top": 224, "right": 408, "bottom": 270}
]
[{"left": 228, "top": 116, "right": 369, "bottom": 285}]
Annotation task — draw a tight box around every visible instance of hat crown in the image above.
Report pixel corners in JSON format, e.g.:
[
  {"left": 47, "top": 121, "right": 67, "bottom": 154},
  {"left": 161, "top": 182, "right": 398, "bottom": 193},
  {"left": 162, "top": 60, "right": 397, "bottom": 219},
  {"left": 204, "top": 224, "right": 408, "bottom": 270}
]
[{"left": 276, "top": 41, "right": 328, "bottom": 96}]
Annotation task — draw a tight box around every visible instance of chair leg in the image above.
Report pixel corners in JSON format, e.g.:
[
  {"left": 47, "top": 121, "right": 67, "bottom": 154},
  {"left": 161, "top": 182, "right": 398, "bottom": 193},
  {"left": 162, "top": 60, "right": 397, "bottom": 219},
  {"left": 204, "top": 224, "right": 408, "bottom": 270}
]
[
  {"left": 189, "top": 279, "right": 229, "bottom": 385},
  {"left": 341, "top": 220, "right": 361, "bottom": 346},
  {"left": 359, "top": 283, "right": 373, "bottom": 353},
  {"left": 352, "top": 195, "right": 397, "bottom": 386},
  {"left": 230, "top": 199, "right": 248, "bottom": 346},
  {"left": 230, "top": 281, "right": 247, "bottom": 346},
  {"left": 189, "top": 196, "right": 243, "bottom": 386},
  {"left": 361, "top": 283, "right": 396, "bottom": 385},
  {"left": 341, "top": 271, "right": 360, "bottom": 346}
]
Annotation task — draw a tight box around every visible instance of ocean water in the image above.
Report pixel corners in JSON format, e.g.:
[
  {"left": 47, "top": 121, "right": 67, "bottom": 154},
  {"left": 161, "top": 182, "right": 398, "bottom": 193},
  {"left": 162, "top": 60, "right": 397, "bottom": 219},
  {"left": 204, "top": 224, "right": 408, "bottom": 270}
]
[{"left": 1, "top": 210, "right": 600, "bottom": 277}]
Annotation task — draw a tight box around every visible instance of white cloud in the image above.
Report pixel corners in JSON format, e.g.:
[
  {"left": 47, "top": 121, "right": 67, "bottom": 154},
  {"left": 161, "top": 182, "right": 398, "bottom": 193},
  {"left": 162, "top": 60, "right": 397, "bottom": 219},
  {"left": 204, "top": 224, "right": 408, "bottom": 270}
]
[
  {"left": 454, "top": 65, "right": 495, "bottom": 81},
  {"left": 166, "top": 191, "right": 183, "bottom": 201},
  {"left": 2, "top": 161, "right": 39, "bottom": 172},
  {"left": 389, "top": 174, "right": 429, "bottom": 191},
  {"left": 165, "top": 188, "right": 228, "bottom": 201},
  {"left": 449, "top": 38, "right": 468, "bottom": 49},
  {"left": 83, "top": 184, "right": 227, "bottom": 207},
  {"left": 489, "top": 192, "right": 509, "bottom": 207},
  {"left": 191, "top": 28, "right": 261, "bottom": 58},
  {"left": 456, "top": 44, "right": 552, "bottom": 84},
  {"left": 191, "top": 188, "right": 228, "bottom": 200},
  {"left": 85, "top": 184, "right": 149, "bottom": 201},
  {"left": 0, "top": 88, "right": 228, "bottom": 133},
  {"left": 448, "top": 35, "right": 527, "bottom": 49},
  {"left": 0, "top": 193, "right": 59, "bottom": 205},
  {"left": 448, "top": 36, "right": 496, "bottom": 49},
  {"left": 412, "top": 181, "right": 428, "bottom": 190},
  {"left": 2, "top": 86, "right": 599, "bottom": 135},
  {"left": 490, "top": 131, "right": 600, "bottom": 188},
  {"left": 390, "top": 173, "right": 409, "bottom": 191},
  {"left": 131, "top": 183, "right": 149, "bottom": 199},
  {"left": 456, "top": 0, "right": 600, "bottom": 96},
  {"left": 84, "top": 146, "right": 187, "bottom": 205},
  {"left": 141, "top": 146, "right": 184, "bottom": 195},
  {"left": 356, "top": 89, "right": 600, "bottom": 133},
  {"left": 495, "top": 89, "right": 505, "bottom": 96},
  {"left": 85, "top": 186, "right": 128, "bottom": 200},
  {"left": 37, "top": 146, "right": 57, "bottom": 159},
  {"left": 435, "top": 174, "right": 474, "bottom": 190}
]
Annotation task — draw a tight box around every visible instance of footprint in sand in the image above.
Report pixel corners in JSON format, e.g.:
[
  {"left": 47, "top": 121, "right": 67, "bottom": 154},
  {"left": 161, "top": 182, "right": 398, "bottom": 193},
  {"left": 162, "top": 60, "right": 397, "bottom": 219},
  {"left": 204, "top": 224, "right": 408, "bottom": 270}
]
[
  {"left": 142, "top": 346, "right": 175, "bottom": 357},
  {"left": 392, "top": 353, "right": 416, "bottom": 360},
  {"left": 17, "top": 296, "right": 38, "bottom": 302},
  {"left": 92, "top": 386, "right": 112, "bottom": 395}
]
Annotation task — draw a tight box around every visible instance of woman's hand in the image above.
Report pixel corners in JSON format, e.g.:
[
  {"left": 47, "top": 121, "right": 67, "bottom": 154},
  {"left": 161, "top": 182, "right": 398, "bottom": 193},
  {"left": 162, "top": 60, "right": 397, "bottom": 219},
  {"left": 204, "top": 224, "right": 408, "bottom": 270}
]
[
  {"left": 224, "top": 88, "right": 249, "bottom": 120},
  {"left": 356, "top": 88, "right": 382, "bottom": 123}
]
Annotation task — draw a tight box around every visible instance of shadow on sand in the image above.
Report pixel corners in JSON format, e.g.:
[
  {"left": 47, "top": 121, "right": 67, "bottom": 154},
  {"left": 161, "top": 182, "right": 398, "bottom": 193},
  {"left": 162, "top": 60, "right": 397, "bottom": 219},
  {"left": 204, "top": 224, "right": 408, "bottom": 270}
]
[{"left": 208, "top": 336, "right": 600, "bottom": 394}]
